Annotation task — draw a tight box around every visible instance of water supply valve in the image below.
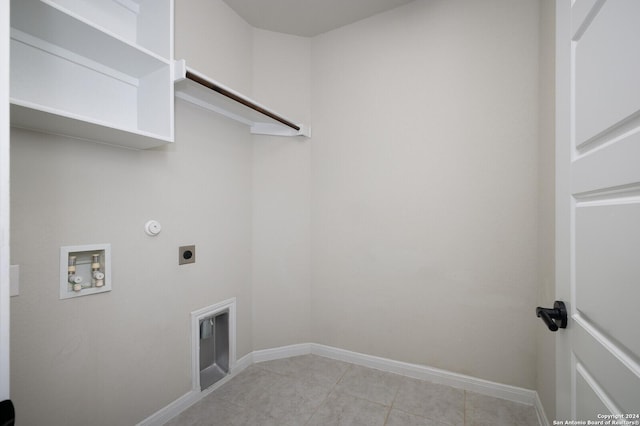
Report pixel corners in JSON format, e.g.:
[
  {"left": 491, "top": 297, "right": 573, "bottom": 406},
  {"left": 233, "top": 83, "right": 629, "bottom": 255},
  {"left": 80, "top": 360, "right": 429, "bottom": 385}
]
[{"left": 60, "top": 244, "right": 111, "bottom": 299}]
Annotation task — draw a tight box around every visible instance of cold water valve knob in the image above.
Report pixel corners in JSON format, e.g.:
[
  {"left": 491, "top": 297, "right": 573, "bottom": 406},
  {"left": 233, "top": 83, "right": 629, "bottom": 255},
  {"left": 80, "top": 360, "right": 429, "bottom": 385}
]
[{"left": 67, "top": 255, "right": 83, "bottom": 291}]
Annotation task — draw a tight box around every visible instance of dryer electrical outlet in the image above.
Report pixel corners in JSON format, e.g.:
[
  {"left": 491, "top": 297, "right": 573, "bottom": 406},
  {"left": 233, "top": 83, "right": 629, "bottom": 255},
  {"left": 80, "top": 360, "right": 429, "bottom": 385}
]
[{"left": 179, "top": 245, "right": 196, "bottom": 265}]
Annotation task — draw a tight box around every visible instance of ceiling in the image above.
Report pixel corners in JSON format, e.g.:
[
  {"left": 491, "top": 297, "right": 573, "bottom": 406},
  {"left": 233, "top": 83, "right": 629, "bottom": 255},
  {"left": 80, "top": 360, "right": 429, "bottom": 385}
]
[{"left": 222, "top": 0, "right": 416, "bottom": 37}]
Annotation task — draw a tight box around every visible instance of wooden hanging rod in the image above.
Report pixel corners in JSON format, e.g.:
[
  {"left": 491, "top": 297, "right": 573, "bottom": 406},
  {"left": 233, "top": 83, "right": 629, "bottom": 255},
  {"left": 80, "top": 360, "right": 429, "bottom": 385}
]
[{"left": 185, "top": 71, "right": 301, "bottom": 132}]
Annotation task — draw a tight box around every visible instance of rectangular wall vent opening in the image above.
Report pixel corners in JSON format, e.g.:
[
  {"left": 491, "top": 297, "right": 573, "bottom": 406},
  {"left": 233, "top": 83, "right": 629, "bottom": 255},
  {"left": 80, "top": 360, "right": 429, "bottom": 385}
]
[
  {"left": 199, "top": 311, "right": 229, "bottom": 390},
  {"left": 191, "top": 298, "right": 236, "bottom": 392}
]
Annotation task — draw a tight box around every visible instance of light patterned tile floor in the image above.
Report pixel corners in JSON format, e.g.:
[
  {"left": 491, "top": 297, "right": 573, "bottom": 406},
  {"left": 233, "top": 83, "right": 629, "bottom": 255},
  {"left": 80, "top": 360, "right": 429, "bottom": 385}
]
[{"left": 164, "top": 354, "right": 540, "bottom": 426}]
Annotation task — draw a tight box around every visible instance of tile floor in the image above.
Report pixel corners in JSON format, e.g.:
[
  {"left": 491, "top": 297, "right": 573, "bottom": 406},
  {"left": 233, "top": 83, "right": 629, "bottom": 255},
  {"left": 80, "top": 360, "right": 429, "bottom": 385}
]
[{"left": 165, "top": 354, "right": 540, "bottom": 426}]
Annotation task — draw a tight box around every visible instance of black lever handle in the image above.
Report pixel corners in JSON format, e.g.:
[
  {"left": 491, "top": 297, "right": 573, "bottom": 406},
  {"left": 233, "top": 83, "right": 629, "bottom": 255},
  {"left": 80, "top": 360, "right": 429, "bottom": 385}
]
[
  {"left": 536, "top": 308, "right": 559, "bottom": 331},
  {"left": 536, "top": 301, "right": 567, "bottom": 332}
]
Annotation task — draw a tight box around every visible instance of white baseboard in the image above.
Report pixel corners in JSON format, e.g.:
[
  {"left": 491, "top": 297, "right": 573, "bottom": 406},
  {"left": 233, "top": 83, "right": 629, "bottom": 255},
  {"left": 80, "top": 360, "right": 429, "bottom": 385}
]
[
  {"left": 234, "top": 351, "right": 254, "bottom": 371},
  {"left": 136, "top": 352, "right": 252, "bottom": 426},
  {"left": 140, "top": 343, "right": 547, "bottom": 425},
  {"left": 136, "top": 390, "right": 201, "bottom": 426},
  {"left": 253, "top": 343, "right": 311, "bottom": 363},
  {"left": 309, "top": 344, "right": 538, "bottom": 406},
  {"left": 534, "top": 391, "right": 551, "bottom": 426}
]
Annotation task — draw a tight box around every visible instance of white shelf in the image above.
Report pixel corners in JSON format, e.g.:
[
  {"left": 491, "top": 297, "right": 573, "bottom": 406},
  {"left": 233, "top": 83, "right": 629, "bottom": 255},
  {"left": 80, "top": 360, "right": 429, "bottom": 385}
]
[
  {"left": 11, "top": 0, "right": 171, "bottom": 74},
  {"left": 174, "top": 60, "right": 311, "bottom": 138},
  {"left": 25, "top": 0, "right": 172, "bottom": 60},
  {"left": 11, "top": 101, "right": 173, "bottom": 150},
  {"left": 10, "top": 0, "right": 174, "bottom": 149}
]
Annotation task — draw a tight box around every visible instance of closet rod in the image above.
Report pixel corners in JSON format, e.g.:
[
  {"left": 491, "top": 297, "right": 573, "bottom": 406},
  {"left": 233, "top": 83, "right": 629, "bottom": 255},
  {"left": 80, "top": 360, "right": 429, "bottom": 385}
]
[{"left": 185, "top": 71, "right": 301, "bottom": 132}]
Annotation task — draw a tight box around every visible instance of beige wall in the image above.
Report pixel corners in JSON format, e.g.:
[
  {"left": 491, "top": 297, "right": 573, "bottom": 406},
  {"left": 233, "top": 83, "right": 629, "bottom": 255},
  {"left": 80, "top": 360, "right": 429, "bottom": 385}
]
[
  {"left": 10, "top": 1, "right": 255, "bottom": 425},
  {"left": 536, "top": 0, "right": 557, "bottom": 420},
  {"left": 9, "top": 0, "right": 555, "bottom": 423},
  {"left": 310, "top": 0, "right": 541, "bottom": 389},
  {"left": 175, "top": 0, "right": 253, "bottom": 93},
  {"left": 251, "top": 29, "right": 312, "bottom": 349}
]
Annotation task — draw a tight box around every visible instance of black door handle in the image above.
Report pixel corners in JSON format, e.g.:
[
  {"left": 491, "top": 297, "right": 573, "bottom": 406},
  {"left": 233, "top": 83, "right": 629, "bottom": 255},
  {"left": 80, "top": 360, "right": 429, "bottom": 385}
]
[
  {"left": 536, "top": 301, "right": 567, "bottom": 332},
  {"left": 0, "top": 399, "right": 15, "bottom": 426}
]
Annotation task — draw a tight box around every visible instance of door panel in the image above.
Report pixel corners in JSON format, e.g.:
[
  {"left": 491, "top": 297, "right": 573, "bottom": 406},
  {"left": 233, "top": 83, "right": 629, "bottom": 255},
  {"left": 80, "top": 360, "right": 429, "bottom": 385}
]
[
  {"left": 557, "top": 0, "right": 640, "bottom": 420},
  {"left": 571, "top": 0, "right": 603, "bottom": 37},
  {"left": 573, "top": 324, "right": 640, "bottom": 413},
  {"left": 576, "top": 203, "right": 640, "bottom": 356},
  {"left": 0, "top": 0, "right": 9, "bottom": 401},
  {"left": 575, "top": 366, "right": 610, "bottom": 418},
  {"left": 572, "top": 131, "right": 640, "bottom": 195},
  {"left": 574, "top": 0, "right": 640, "bottom": 146}
]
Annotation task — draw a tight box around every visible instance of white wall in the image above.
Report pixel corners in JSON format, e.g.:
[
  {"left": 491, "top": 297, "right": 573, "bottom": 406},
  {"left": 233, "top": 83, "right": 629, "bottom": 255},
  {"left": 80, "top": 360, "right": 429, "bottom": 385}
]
[
  {"left": 9, "top": 1, "right": 255, "bottom": 424},
  {"left": 175, "top": 0, "right": 253, "bottom": 94},
  {"left": 9, "top": 0, "right": 553, "bottom": 423},
  {"left": 310, "top": 0, "right": 541, "bottom": 389},
  {"left": 536, "top": 0, "right": 556, "bottom": 420},
  {"left": 251, "top": 29, "right": 312, "bottom": 350}
]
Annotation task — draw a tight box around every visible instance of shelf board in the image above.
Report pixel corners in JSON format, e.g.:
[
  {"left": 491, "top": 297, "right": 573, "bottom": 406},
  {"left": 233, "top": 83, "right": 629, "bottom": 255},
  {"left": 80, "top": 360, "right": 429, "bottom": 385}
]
[
  {"left": 11, "top": 0, "right": 169, "bottom": 78},
  {"left": 11, "top": 101, "right": 173, "bottom": 150},
  {"left": 174, "top": 60, "right": 310, "bottom": 138}
]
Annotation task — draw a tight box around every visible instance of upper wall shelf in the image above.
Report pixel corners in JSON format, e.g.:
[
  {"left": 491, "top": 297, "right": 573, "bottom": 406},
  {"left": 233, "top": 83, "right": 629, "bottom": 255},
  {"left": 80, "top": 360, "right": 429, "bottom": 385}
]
[
  {"left": 10, "top": 0, "right": 174, "bottom": 150},
  {"left": 10, "top": 1, "right": 307, "bottom": 147},
  {"left": 174, "top": 60, "right": 311, "bottom": 138}
]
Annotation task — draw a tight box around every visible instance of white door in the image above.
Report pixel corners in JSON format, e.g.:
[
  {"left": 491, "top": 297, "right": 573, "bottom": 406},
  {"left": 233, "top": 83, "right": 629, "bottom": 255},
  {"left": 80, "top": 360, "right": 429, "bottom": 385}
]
[
  {"left": 1, "top": 0, "right": 11, "bottom": 401},
  {"left": 556, "top": 0, "right": 640, "bottom": 421}
]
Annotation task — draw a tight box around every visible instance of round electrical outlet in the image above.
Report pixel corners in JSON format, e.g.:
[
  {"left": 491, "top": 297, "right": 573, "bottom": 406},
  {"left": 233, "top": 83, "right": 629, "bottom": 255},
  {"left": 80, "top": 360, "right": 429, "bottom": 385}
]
[{"left": 179, "top": 245, "right": 196, "bottom": 265}]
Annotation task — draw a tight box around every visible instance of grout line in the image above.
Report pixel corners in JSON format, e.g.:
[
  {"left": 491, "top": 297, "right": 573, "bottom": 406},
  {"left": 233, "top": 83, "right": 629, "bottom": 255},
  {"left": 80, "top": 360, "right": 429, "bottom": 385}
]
[
  {"left": 255, "top": 363, "right": 296, "bottom": 379},
  {"left": 464, "top": 390, "right": 467, "bottom": 425},
  {"left": 383, "top": 385, "right": 401, "bottom": 425},
  {"left": 303, "top": 362, "right": 350, "bottom": 426},
  {"left": 304, "top": 385, "right": 334, "bottom": 426},
  {"left": 302, "top": 397, "right": 324, "bottom": 426},
  {"left": 326, "top": 365, "right": 401, "bottom": 421},
  {"left": 334, "top": 362, "right": 352, "bottom": 386},
  {"left": 382, "top": 405, "right": 392, "bottom": 426}
]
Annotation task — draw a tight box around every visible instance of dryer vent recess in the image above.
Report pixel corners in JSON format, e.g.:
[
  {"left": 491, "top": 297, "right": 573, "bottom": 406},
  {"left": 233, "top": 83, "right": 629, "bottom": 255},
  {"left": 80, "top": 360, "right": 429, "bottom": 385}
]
[{"left": 179, "top": 245, "right": 196, "bottom": 265}]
